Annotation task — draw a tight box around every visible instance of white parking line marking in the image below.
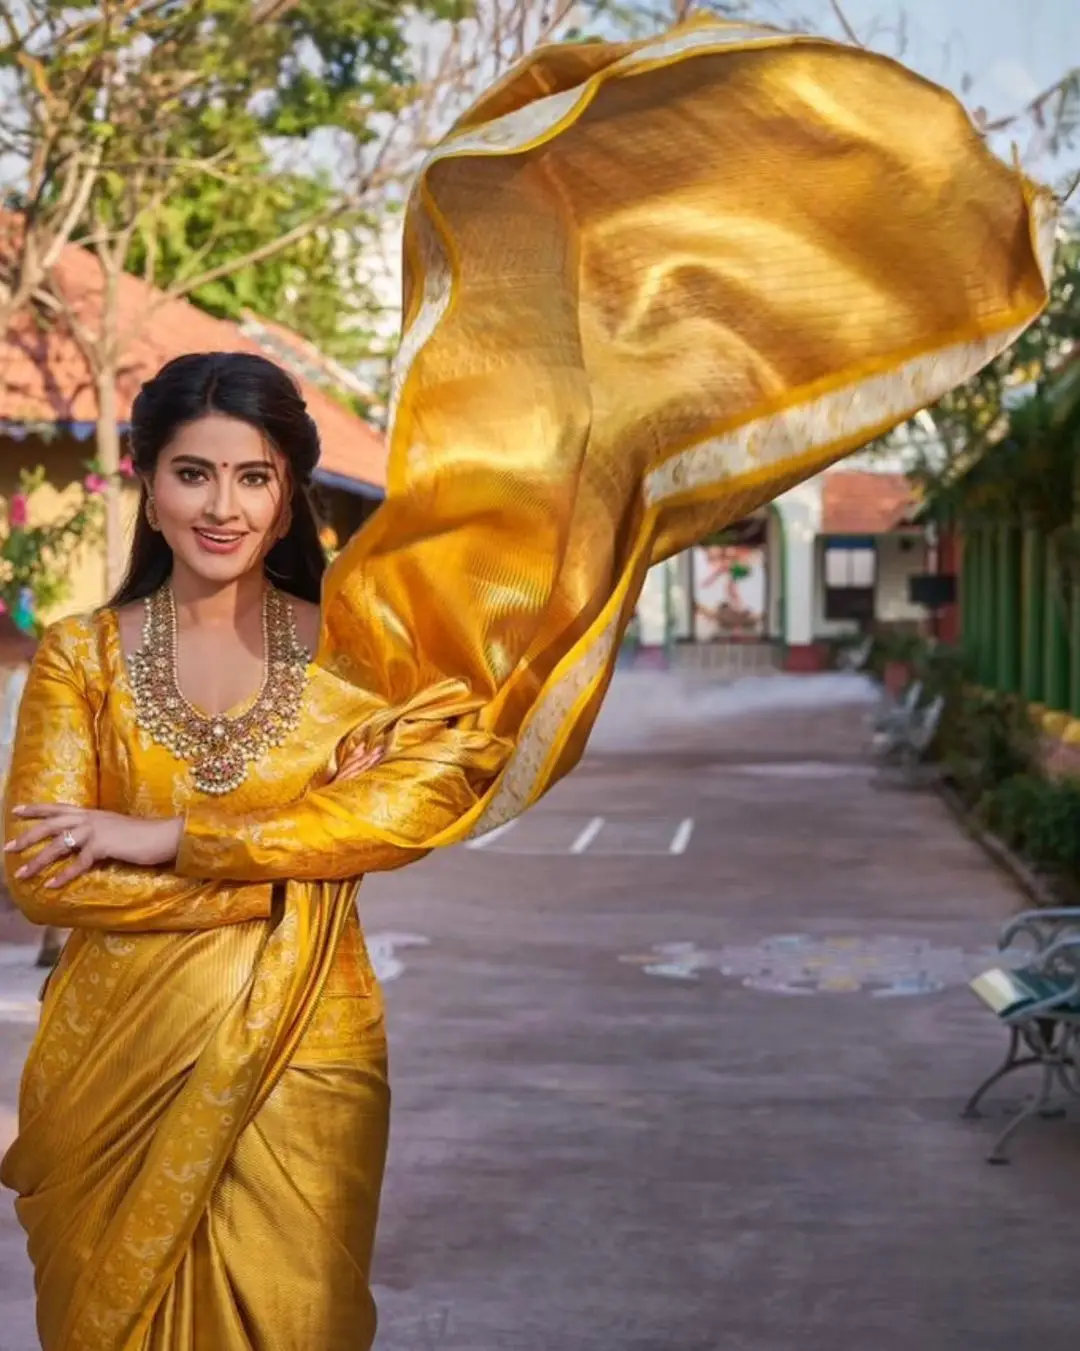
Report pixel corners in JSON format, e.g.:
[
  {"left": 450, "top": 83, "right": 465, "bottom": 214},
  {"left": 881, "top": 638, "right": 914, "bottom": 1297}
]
[
  {"left": 365, "top": 933, "right": 430, "bottom": 982},
  {"left": 570, "top": 816, "right": 605, "bottom": 854},
  {"left": 465, "top": 820, "right": 519, "bottom": 850},
  {"left": 669, "top": 818, "right": 695, "bottom": 855},
  {"left": 0, "top": 998, "right": 40, "bottom": 1026}
]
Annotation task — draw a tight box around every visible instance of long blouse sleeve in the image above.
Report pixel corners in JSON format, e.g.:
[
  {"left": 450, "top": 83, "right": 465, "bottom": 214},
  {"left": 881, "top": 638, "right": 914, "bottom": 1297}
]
[
  {"left": 3, "top": 619, "right": 272, "bottom": 930},
  {"left": 176, "top": 705, "right": 511, "bottom": 884}
]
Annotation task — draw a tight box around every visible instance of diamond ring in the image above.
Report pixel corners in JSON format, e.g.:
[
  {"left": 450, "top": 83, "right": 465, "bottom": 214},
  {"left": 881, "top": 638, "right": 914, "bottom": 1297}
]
[{"left": 61, "top": 829, "right": 78, "bottom": 852}]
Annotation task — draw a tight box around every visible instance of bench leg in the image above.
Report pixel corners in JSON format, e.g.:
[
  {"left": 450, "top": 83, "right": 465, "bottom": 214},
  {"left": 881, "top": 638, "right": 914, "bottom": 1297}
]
[
  {"left": 987, "top": 1057, "right": 1061, "bottom": 1164},
  {"left": 961, "top": 1028, "right": 1038, "bottom": 1119}
]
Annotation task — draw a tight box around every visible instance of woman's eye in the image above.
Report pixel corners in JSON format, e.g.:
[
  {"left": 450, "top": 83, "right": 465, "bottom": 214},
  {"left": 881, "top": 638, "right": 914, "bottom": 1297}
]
[
  {"left": 242, "top": 472, "right": 273, "bottom": 488},
  {"left": 176, "top": 467, "right": 207, "bottom": 484}
]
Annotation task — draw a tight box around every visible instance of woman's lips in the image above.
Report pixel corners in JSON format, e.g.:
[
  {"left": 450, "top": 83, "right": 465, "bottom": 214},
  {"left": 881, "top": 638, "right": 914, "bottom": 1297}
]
[{"left": 192, "top": 528, "right": 247, "bottom": 555}]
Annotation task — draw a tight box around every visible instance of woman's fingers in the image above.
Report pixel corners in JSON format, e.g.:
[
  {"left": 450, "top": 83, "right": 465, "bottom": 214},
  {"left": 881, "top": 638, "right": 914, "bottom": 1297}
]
[
  {"left": 14, "top": 829, "right": 86, "bottom": 881},
  {"left": 47, "top": 843, "right": 95, "bottom": 890},
  {"left": 341, "top": 753, "right": 383, "bottom": 781},
  {"left": 334, "top": 746, "right": 384, "bottom": 783},
  {"left": 5, "top": 816, "right": 84, "bottom": 856},
  {"left": 5, "top": 816, "right": 88, "bottom": 881},
  {"left": 10, "top": 803, "right": 78, "bottom": 819}
]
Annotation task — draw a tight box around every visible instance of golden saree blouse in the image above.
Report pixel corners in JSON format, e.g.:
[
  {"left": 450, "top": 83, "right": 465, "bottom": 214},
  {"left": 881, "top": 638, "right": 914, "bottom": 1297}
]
[{"left": 2, "top": 15, "right": 1057, "bottom": 1351}]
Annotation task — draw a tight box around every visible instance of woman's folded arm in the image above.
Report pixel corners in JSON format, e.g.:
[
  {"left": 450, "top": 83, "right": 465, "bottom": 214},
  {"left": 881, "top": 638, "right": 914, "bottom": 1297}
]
[
  {"left": 177, "top": 718, "right": 511, "bottom": 883},
  {"left": 3, "top": 619, "right": 272, "bottom": 930}
]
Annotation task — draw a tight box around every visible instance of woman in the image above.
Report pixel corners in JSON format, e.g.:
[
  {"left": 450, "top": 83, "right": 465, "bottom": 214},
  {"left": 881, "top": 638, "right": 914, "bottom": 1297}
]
[
  {"left": 2, "top": 15, "right": 1056, "bottom": 1349},
  {"left": 3, "top": 352, "right": 486, "bottom": 1348}
]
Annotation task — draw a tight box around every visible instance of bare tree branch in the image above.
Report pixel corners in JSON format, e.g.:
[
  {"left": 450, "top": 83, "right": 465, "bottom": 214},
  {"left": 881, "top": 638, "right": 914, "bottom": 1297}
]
[
  {"left": 980, "top": 69, "right": 1080, "bottom": 135},
  {"left": 828, "top": 0, "right": 864, "bottom": 48}
]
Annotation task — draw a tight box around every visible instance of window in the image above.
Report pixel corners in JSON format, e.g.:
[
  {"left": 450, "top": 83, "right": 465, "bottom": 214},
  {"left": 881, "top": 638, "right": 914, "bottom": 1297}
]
[
  {"left": 823, "top": 539, "right": 876, "bottom": 623},
  {"left": 825, "top": 546, "right": 876, "bottom": 589}
]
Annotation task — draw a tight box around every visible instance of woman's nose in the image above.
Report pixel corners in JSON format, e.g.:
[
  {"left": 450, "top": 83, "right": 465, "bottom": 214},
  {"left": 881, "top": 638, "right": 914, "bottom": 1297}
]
[{"left": 205, "top": 479, "right": 240, "bottom": 522}]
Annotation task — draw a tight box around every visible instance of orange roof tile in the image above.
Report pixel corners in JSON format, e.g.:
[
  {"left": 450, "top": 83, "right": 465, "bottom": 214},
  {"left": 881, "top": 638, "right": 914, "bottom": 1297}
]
[
  {"left": 0, "top": 238, "right": 385, "bottom": 490},
  {"left": 822, "top": 470, "right": 916, "bottom": 536}
]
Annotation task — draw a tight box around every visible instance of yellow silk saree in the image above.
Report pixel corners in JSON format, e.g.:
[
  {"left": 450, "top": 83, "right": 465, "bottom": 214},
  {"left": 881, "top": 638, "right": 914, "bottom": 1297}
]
[{"left": 2, "top": 16, "right": 1055, "bottom": 1350}]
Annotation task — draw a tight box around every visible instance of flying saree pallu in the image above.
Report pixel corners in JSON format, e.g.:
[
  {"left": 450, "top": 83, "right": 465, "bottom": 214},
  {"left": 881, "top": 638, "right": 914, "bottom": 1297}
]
[{"left": 317, "top": 15, "right": 1057, "bottom": 840}]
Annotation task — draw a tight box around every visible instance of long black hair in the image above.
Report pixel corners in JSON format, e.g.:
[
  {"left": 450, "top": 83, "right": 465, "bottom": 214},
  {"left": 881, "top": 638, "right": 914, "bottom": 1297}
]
[{"left": 110, "top": 352, "right": 327, "bottom": 607}]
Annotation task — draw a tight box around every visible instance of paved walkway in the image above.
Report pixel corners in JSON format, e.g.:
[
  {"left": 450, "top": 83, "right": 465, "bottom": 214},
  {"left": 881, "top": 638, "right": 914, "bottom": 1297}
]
[{"left": 2, "top": 672, "right": 1077, "bottom": 1349}]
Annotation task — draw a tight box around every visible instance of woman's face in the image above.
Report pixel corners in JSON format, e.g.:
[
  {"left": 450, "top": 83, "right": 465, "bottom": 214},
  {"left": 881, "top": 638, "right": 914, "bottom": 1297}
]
[{"left": 148, "top": 413, "right": 288, "bottom": 588}]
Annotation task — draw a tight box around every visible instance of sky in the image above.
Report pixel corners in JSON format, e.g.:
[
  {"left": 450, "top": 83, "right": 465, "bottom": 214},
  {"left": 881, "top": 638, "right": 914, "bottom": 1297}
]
[
  {"left": 800, "top": 0, "right": 1077, "bottom": 181},
  {"left": 809, "top": 0, "right": 1073, "bottom": 107}
]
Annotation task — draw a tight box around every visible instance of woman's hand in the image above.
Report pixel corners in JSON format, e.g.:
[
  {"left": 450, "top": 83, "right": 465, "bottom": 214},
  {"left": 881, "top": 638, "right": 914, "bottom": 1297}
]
[
  {"left": 333, "top": 742, "right": 384, "bottom": 784},
  {"left": 4, "top": 745, "right": 383, "bottom": 889},
  {"left": 5, "top": 805, "right": 183, "bottom": 888}
]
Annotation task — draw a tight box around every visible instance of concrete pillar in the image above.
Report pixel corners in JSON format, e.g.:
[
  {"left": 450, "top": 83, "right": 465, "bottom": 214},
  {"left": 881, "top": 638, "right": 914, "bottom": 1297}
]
[
  {"left": 670, "top": 549, "right": 693, "bottom": 642},
  {"left": 636, "top": 563, "right": 668, "bottom": 647},
  {"left": 766, "top": 506, "right": 785, "bottom": 642},
  {"left": 774, "top": 482, "right": 823, "bottom": 671}
]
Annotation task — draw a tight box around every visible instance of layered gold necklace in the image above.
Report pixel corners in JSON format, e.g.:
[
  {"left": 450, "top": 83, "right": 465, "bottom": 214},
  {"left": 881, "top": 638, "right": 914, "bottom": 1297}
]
[{"left": 128, "top": 584, "right": 309, "bottom": 796}]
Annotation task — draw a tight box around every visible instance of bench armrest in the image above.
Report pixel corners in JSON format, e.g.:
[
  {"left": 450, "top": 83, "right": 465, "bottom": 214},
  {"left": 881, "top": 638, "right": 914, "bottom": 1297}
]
[
  {"left": 1030, "top": 933, "right": 1080, "bottom": 973},
  {"left": 1001, "top": 908, "right": 1080, "bottom": 951}
]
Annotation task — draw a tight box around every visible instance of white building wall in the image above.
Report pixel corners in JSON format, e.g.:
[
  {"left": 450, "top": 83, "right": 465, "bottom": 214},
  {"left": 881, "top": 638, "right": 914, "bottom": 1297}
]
[
  {"left": 874, "top": 533, "right": 927, "bottom": 624},
  {"left": 636, "top": 563, "right": 668, "bottom": 646},
  {"left": 670, "top": 550, "right": 693, "bottom": 640},
  {"left": 766, "top": 506, "right": 784, "bottom": 639}
]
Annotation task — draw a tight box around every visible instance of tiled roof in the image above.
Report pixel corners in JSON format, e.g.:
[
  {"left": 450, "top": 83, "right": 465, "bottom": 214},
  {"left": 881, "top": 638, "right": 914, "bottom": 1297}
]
[
  {"left": 0, "top": 237, "right": 386, "bottom": 489},
  {"left": 239, "top": 311, "right": 380, "bottom": 401},
  {"left": 822, "top": 470, "right": 916, "bottom": 536}
]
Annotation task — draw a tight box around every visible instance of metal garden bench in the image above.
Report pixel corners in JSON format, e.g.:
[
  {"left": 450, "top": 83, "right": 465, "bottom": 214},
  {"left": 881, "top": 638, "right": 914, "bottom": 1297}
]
[
  {"left": 965, "top": 907, "right": 1080, "bottom": 1163},
  {"left": 872, "top": 691, "right": 944, "bottom": 785},
  {"left": 869, "top": 678, "right": 924, "bottom": 736},
  {"left": 838, "top": 635, "right": 873, "bottom": 673}
]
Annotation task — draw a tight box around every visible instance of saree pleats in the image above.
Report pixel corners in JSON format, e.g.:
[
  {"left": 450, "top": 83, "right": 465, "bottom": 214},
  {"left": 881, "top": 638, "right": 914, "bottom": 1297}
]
[
  {"left": 3, "top": 916, "right": 388, "bottom": 1350},
  {"left": 147, "top": 1040, "right": 389, "bottom": 1349}
]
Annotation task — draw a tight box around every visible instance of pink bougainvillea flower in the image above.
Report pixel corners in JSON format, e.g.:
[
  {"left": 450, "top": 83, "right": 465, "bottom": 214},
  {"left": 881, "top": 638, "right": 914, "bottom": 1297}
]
[
  {"left": 118, "top": 454, "right": 135, "bottom": 478},
  {"left": 84, "top": 473, "right": 108, "bottom": 495},
  {"left": 8, "top": 493, "right": 28, "bottom": 528}
]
